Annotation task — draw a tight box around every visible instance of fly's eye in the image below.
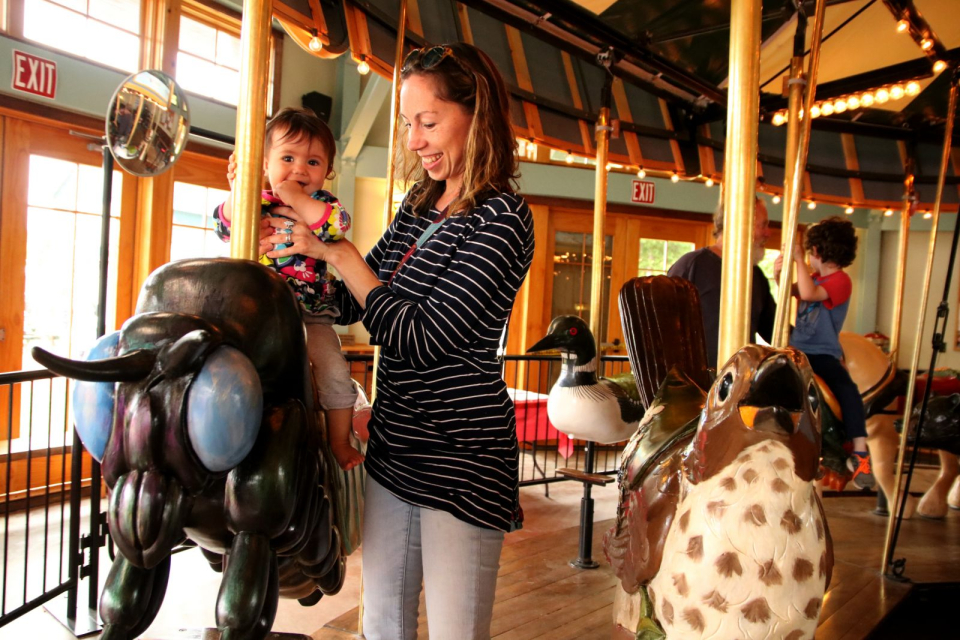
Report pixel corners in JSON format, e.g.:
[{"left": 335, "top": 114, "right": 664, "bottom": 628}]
[
  {"left": 717, "top": 372, "right": 734, "bottom": 403},
  {"left": 808, "top": 382, "right": 820, "bottom": 414},
  {"left": 569, "top": 327, "right": 578, "bottom": 336},
  {"left": 72, "top": 331, "right": 121, "bottom": 462},
  {"left": 186, "top": 347, "right": 262, "bottom": 472}
]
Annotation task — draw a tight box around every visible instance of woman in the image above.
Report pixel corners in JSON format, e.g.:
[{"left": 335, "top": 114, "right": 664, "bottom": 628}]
[{"left": 263, "top": 42, "right": 534, "bottom": 639}]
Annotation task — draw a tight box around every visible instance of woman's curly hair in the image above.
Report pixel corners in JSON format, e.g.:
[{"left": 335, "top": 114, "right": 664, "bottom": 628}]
[
  {"left": 804, "top": 216, "right": 858, "bottom": 268},
  {"left": 398, "top": 42, "right": 519, "bottom": 217}
]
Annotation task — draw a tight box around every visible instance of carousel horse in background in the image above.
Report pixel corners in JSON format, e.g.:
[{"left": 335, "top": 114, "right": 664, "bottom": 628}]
[
  {"left": 900, "top": 394, "right": 960, "bottom": 519},
  {"left": 32, "top": 258, "right": 346, "bottom": 640}
]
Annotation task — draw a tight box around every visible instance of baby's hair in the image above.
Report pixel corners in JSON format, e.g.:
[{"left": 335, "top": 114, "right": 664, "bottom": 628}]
[
  {"left": 265, "top": 107, "right": 336, "bottom": 178},
  {"left": 804, "top": 216, "right": 858, "bottom": 268}
]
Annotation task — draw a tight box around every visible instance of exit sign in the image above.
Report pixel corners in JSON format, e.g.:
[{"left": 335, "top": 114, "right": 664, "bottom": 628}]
[
  {"left": 631, "top": 180, "right": 656, "bottom": 204},
  {"left": 12, "top": 50, "right": 57, "bottom": 100}
]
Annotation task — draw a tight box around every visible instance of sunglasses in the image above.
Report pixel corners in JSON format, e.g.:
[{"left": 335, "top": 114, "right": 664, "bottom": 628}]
[{"left": 402, "top": 46, "right": 460, "bottom": 72}]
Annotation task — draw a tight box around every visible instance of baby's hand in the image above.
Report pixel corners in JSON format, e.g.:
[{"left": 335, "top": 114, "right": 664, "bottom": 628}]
[
  {"left": 274, "top": 180, "right": 307, "bottom": 206},
  {"left": 331, "top": 441, "right": 365, "bottom": 471},
  {"left": 226, "top": 153, "right": 237, "bottom": 188}
]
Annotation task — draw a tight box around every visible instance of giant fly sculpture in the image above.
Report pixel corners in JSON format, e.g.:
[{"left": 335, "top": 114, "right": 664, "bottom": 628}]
[{"left": 33, "top": 258, "right": 345, "bottom": 640}]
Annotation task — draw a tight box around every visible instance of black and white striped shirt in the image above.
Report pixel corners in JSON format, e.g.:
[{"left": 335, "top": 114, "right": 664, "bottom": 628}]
[{"left": 337, "top": 190, "right": 534, "bottom": 531}]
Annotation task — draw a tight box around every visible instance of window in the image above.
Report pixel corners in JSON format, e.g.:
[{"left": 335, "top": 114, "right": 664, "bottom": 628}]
[
  {"left": 176, "top": 14, "right": 243, "bottom": 105},
  {"left": 638, "top": 238, "right": 695, "bottom": 277},
  {"left": 22, "top": 0, "right": 140, "bottom": 72},
  {"left": 551, "top": 231, "right": 613, "bottom": 343},
  {"left": 170, "top": 181, "right": 231, "bottom": 261},
  {"left": 757, "top": 248, "right": 780, "bottom": 298}
]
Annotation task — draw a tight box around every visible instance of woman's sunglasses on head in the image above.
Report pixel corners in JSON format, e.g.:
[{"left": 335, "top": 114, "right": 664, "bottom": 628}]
[{"left": 402, "top": 46, "right": 458, "bottom": 72}]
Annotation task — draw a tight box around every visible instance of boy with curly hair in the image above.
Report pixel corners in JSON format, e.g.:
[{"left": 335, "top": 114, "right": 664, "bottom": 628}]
[{"left": 776, "top": 216, "right": 874, "bottom": 488}]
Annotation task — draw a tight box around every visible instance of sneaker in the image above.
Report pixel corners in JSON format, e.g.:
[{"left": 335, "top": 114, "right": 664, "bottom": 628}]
[{"left": 846, "top": 453, "right": 876, "bottom": 490}]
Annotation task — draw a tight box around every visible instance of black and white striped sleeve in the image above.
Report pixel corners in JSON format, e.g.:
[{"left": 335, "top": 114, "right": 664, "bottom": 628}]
[{"left": 360, "top": 195, "right": 534, "bottom": 369}]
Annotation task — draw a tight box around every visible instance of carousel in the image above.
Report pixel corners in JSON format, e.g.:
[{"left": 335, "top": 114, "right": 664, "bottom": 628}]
[{"left": 0, "top": 0, "right": 958, "bottom": 639}]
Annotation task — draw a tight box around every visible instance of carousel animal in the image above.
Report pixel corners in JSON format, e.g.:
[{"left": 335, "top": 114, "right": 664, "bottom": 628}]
[
  {"left": 32, "top": 258, "right": 345, "bottom": 640},
  {"left": 526, "top": 315, "right": 644, "bottom": 443},
  {"left": 898, "top": 394, "right": 960, "bottom": 519},
  {"left": 604, "top": 345, "right": 833, "bottom": 640},
  {"left": 607, "top": 276, "right": 832, "bottom": 639}
]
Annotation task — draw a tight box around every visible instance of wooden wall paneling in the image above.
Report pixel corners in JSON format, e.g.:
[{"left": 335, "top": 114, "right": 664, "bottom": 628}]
[
  {"left": 115, "top": 172, "right": 139, "bottom": 326},
  {"left": 504, "top": 25, "right": 544, "bottom": 140},
  {"left": 0, "top": 115, "right": 24, "bottom": 436},
  {"left": 561, "top": 52, "right": 595, "bottom": 153},
  {"left": 842, "top": 133, "right": 865, "bottom": 203},
  {"left": 658, "top": 98, "right": 685, "bottom": 175},
  {"left": 606, "top": 215, "right": 632, "bottom": 348},
  {"left": 611, "top": 79, "right": 643, "bottom": 167}
]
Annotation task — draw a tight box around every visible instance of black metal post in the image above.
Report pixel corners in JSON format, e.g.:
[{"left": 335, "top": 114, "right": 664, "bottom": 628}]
[{"left": 569, "top": 441, "right": 599, "bottom": 569}]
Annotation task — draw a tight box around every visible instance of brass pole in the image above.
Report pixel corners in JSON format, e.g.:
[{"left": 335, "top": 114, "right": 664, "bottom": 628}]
[
  {"left": 772, "top": 0, "right": 827, "bottom": 347},
  {"left": 887, "top": 175, "right": 915, "bottom": 363},
  {"left": 230, "top": 0, "right": 273, "bottom": 260},
  {"left": 717, "top": 0, "right": 763, "bottom": 364},
  {"left": 881, "top": 75, "right": 958, "bottom": 575},
  {"left": 590, "top": 105, "right": 611, "bottom": 366}
]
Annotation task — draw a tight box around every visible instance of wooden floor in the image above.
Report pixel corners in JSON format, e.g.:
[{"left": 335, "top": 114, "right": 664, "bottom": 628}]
[{"left": 316, "top": 493, "right": 944, "bottom": 640}]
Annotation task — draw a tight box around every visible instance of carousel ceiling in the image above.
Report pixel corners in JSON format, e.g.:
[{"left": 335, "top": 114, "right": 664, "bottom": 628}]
[{"left": 293, "top": 0, "right": 960, "bottom": 209}]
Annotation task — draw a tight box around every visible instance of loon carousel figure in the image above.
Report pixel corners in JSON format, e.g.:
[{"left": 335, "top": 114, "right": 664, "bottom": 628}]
[
  {"left": 605, "top": 276, "right": 832, "bottom": 640},
  {"left": 526, "top": 315, "right": 644, "bottom": 444},
  {"left": 33, "top": 258, "right": 346, "bottom": 640}
]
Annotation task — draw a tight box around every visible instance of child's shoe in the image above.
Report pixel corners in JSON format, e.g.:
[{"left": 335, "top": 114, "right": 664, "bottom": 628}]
[{"left": 846, "top": 453, "right": 875, "bottom": 490}]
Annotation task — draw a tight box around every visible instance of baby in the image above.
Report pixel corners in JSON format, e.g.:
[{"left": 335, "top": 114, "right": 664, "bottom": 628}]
[{"left": 214, "top": 107, "right": 364, "bottom": 471}]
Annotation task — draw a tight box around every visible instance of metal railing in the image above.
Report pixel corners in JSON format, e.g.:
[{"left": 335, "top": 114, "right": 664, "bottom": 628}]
[{"left": 0, "top": 369, "right": 105, "bottom": 632}]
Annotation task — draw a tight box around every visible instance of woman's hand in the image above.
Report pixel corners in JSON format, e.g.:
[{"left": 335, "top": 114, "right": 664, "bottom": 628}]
[
  {"left": 260, "top": 216, "right": 327, "bottom": 261},
  {"left": 226, "top": 153, "right": 237, "bottom": 189},
  {"left": 773, "top": 253, "right": 784, "bottom": 282}
]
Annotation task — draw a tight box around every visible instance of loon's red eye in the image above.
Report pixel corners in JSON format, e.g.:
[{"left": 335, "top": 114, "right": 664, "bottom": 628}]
[{"left": 569, "top": 327, "right": 578, "bottom": 336}]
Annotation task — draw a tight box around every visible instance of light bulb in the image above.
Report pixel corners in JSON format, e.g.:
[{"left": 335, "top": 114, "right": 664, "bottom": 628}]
[
  {"left": 876, "top": 88, "right": 890, "bottom": 103},
  {"left": 846, "top": 95, "right": 860, "bottom": 110},
  {"left": 906, "top": 81, "right": 921, "bottom": 96},
  {"left": 308, "top": 35, "right": 323, "bottom": 52},
  {"left": 772, "top": 195, "right": 781, "bottom": 205},
  {"left": 861, "top": 92, "right": 875, "bottom": 107},
  {"left": 772, "top": 112, "right": 786, "bottom": 126},
  {"left": 357, "top": 57, "right": 370, "bottom": 75},
  {"left": 671, "top": 173, "right": 680, "bottom": 183},
  {"left": 807, "top": 201, "right": 817, "bottom": 210},
  {"left": 705, "top": 178, "right": 714, "bottom": 188},
  {"left": 890, "top": 84, "right": 905, "bottom": 100},
  {"left": 924, "top": 211, "right": 933, "bottom": 219},
  {"left": 821, "top": 101, "right": 835, "bottom": 116},
  {"left": 565, "top": 151, "right": 574, "bottom": 164},
  {"left": 921, "top": 38, "right": 934, "bottom": 51},
  {"left": 637, "top": 168, "right": 646, "bottom": 179},
  {"left": 934, "top": 60, "right": 947, "bottom": 73},
  {"left": 810, "top": 104, "right": 821, "bottom": 118},
  {"left": 884, "top": 208, "right": 894, "bottom": 217},
  {"left": 896, "top": 19, "right": 909, "bottom": 33},
  {"left": 833, "top": 99, "right": 847, "bottom": 114},
  {"left": 845, "top": 205, "right": 854, "bottom": 215}
]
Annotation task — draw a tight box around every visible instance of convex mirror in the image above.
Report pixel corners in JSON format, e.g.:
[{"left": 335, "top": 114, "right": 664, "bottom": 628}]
[{"left": 106, "top": 70, "right": 190, "bottom": 177}]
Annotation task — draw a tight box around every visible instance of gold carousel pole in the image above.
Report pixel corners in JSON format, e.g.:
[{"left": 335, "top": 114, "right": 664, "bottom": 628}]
[
  {"left": 717, "top": 0, "right": 763, "bottom": 364},
  {"left": 230, "top": 0, "right": 273, "bottom": 260},
  {"left": 772, "top": 0, "right": 827, "bottom": 347},
  {"left": 881, "top": 75, "right": 958, "bottom": 575},
  {"left": 361, "top": 2, "right": 407, "bottom": 633},
  {"left": 887, "top": 174, "right": 915, "bottom": 363},
  {"left": 590, "top": 77, "right": 611, "bottom": 370}
]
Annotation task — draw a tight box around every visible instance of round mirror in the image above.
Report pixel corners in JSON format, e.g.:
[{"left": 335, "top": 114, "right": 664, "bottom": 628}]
[{"left": 106, "top": 70, "right": 190, "bottom": 177}]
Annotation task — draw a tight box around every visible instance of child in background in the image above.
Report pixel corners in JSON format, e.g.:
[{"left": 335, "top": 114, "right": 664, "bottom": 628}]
[
  {"left": 214, "top": 107, "right": 364, "bottom": 471},
  {"left": 775, "top": 216, "right": 874, "bottom": 489}
]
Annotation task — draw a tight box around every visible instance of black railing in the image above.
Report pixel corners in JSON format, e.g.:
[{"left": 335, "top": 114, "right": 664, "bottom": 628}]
[{"left": 0, "top": 369, "right": 105, "bottom": 632}]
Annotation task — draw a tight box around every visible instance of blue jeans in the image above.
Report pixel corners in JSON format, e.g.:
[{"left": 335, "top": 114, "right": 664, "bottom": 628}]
[
  {"left": 361, "top": 476, "right": 504, "bottom": 640},
  {"left": 806, "top": 353, "right": 867, "bottom": 440}
]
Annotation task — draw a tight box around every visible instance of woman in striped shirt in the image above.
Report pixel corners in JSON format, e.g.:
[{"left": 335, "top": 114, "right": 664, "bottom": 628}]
[{"left": 264, "top": 42, "right": 534, "bottom": 639}]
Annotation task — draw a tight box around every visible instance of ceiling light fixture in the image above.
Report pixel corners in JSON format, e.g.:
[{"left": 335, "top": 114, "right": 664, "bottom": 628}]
[
  {"left": 308, "top": 30, "right": 323, "bottom": 52},
  {"left": 845, "top": 205, "right": 854, "bottom": 215},
  {"left": 896, "top": 19, "right": 910, "bottom": 33},
  {"left": 934, "top": 60, "right": 947, "bottom": 73},
  {"left": 920, "top": 38, "right": 934, "bottom": 51},
  {"left": 884, "top": 208, "right": 894, "bottom": 217},
  {"left": 772, "top": 195, "right": 781, "bottom": 205},
  {"left": 637, "top": 167, "right": 646, "bottom": 179},
  {"left": 357, "top": 55, "right": 370, "bottom": 75},
  {"left": 671, "top": 173, "right": 680, "bottom": 183}
]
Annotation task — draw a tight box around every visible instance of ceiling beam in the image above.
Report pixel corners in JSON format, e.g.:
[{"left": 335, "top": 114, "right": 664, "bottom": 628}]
[{"left": 340, "top": 74, "right": 389, "bottom": 162}]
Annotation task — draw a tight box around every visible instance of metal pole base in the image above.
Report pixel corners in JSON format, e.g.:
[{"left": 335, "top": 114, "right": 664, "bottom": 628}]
[
  {"left": 44, "top": 592, "right": 100, "bottom": 638},
  {"left": 569, "top": 557, "right": 600, "bottom": 570},
  {"left": 143, "top": 630, "right": 312, "bottom": 639}
]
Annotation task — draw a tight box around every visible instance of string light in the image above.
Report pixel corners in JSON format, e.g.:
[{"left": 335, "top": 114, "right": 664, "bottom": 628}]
[
  {"left": 821, "top": 101, "right": 835, "bottom": 116},
  {"left": 565, "top": 151, "right": 574, "bottom": 164},
  {"left": 896, "top": 19, "right": 910, "bottom": 33},
  {"left": 906, "top": 81, "right": 921, "bottom": 96},
  {"left": 934, "top": 60, "right": 947, "bottom": 73},
  {"left": 890, "top": 84, "right": 905, "bottom": 100},
  {"left": 772, "top": 112, "right": 786, "bottom": 126},
  {"left": 845, "top": 205, "right": 854, "bottom": 215},
  {"left": 875, "top": 88, "right": 890, "bottom": 103},
  {"left": 833, "top": 99, "right": 847, "bottom": 114},
  {"left": 884, "top": 208, "right": 894, "bottom": 217},
  {"left": 772, "top": 195, "right": 781, "bottom": 205},
  {"left": 810, "top": 104, "right": 821, "bottom": 118},
  {"left": 357, "top": 55, "right": 370, "bottom": 75},
  {"left": 308, "top": 30, "right": 323, "bottom": 52},
  {"left": 860, "top": 92, "right": 875, "bottom": 107},
  {"left": 845, "top": 95, "right": 860, "bottom": 110},
  {"left": 705, "top": 178, "right": 715, "bottom": 188},
  {"left": 636, "top": 167, "right": 646, "bottom": 179},
  {"left": 920, "top": 38, "right": 934, "bottom": 51},
  {"left": 923, "top": 211, "right": 933, "bottom": 220},
  {"left": 807, "top": 201, "right": 817, "bottom": 210},
  {"left": 670, "top": 173, "right": 680, "bottom": 183}
]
